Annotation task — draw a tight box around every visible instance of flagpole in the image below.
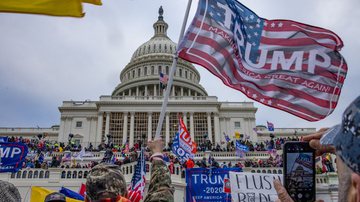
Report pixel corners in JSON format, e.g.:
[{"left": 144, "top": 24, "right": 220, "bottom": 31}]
[{"left": 155, "top": 0, "right": 193, "bottom": 140}]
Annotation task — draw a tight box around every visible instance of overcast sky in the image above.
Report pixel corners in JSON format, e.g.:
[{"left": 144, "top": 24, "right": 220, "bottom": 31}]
[{"left": 0, "top": 0, "right": 359, "bottom": 129}]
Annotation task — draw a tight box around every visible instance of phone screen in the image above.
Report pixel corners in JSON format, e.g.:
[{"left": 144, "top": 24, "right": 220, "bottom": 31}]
[{"left": 284, "top": 142, "right": 315, "bottom": 202}]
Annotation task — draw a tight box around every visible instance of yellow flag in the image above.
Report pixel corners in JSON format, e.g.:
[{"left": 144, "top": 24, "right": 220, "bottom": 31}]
[
  {"left": 235, "top": 132, "right": 241, "bottom": 139},
  {"left": 0, "top": 0, "right": 84, "bottom": 17},
  {"left": 31, "top": 187, "right": 83, "bottom": 202},
  {"left": 82, "top": 0, "right": 102, "bottom": 6}
]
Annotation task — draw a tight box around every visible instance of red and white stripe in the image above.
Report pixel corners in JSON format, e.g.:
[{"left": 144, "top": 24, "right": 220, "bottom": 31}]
[{"left": 178, "top": 0, "right": 347, "bottom": 121}]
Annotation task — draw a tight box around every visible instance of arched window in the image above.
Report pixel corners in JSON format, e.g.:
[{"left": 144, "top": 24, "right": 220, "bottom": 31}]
[
  {"left": 34, "top": 171, "right": 39, "bottom": 178},
  {"left": 45, "top": 171, "right": 50, "bottom": 178},
  {"left": 158, "top": 66, "right": 162, "bottom": 74},
  {"left": 22, "top": 171, "right": 27, "bottom": 178},
  {"left": 138, "top": 68, "right": 141, "bottom": 77},
  {"left": 144, "top": 67, "right": 148, "bottom": 76},
  {"left": 67, "top": 171, "right": 71, "bottom": 178},
  {"left": 179, "top": 69, "right": 183, "bottom": 77},
  {"left": 11, "top": 173, "right": 15, "bottom": 178},
  {"left": 72, "top": 171, "right": 77, "bottom": 179},
  {"left": 132, "top": 70, "right": 135, "bottom": 78},
  {"left": 151, "top": 66, "right": 154, "bottom": 75},
  {"left": 84, "top": 171, "right": 88, "bottom": 178},
  {"left": 28, "top": 171, "right": 33, "bottom": 178},
  {"left": 61, "top": 171, "right": 66, "bottom": 179},
  {"left": 126, "top": 167, "right": 129, "bottom": 175},
  {"left": 40, "top": 171, "right": 44, "bottom": 178},
  {"left": 185, "top": 71, "right": 188, "bottom": 79},
  {"left": 78, "top": 171, "right": 83, "bottom": 179},
  {"left": 16, "top": 172, "right": 21, "bottom": 178}
]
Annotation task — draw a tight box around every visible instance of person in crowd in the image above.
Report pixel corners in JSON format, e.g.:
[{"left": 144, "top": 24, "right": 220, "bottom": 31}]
[
  {"left": 44, "top": 192, "right": 66, "bottom": 202},
  {"left": 85, "top": 139, "right": 174, "bottom": 202},
  {"left": 274, "top": 96, "right": 360, "bottom": 202}
]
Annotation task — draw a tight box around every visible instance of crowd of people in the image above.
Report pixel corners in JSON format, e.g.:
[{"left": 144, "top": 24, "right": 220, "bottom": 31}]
[{"left": 5, "top": 133, "right": 316, "bottom": 173}]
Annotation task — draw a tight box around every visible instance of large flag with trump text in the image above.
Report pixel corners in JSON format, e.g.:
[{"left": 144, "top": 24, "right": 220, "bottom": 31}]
[{"left": 178, "top": 0, "right": 347, "bottom": 121}]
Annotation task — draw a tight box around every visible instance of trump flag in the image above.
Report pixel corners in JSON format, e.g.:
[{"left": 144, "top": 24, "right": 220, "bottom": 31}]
[{"left": 178, "top": 0, "right": 347, "bottom": 121}]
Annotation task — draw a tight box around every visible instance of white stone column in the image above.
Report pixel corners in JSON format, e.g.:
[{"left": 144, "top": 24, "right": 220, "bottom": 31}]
[
  {"left": 214, "top": 113, "right": 220, "bottom": 144},
  {"left": 153, "top": 85, "right": 157, "bottom": 96},
  {"left": 188, "top": 89, "right": 191, "bottom": 96},
  {"left": 181, "top": 87, "right": 184, "bottom": 96},
  {"left": 190, "top": 112, "right": 195, "bottom": 141},
  {"left": 96, "top": 112, "right": 103, "bottom": 146},
  {"left": 122, "top": 112, "right": 128, "bottom": 145},
  {"left": 207, "top": 112, "right": 213, "bottom": 142},
  {"left": 147, "top": 112, "right": 152, "bottom": 141},
  {"left": 166, "top": 113, "right": 170, "bottom": 145},
  {"left": 105, "top": 112, "right": 110, "bottom": 137},
  {"left": 172, "top": 86, "right": 175, "bottom": 97},
  {"left": 145, "top": 85, "right": 148, "bottom": 96},
  {"left": 58, "top": 117, "right": 66, "bottom": 143},
  {"left": 136, "top": 87, "right": 139, "bottom": 96},
  {"left": 183, "top": 113, "right": 187, "bottom": 127},
  {"left": 122, "top": 92, "right": 125, "bottom": 97},
  {"left": 130, "top": 112, "right": 135, "bottom": 147},
  {"left": 129, "top": 88, "right": 132, "bottom": 96}
]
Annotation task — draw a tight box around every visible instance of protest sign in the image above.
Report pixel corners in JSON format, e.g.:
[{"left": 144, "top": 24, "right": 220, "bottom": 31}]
[
  {"left": 186, "top": 168, "right": 241, "bottom": 202},
  {"left": 229, "top": 172, "right": 283, "bottom": 202},
  {"left": 0, "top": 142, "right": 28, "bottom": 172}
]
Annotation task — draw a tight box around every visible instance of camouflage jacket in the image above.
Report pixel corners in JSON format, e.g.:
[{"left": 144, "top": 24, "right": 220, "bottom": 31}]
[{"left": 144, "top": 159, "right": 174, "bottom": 202}]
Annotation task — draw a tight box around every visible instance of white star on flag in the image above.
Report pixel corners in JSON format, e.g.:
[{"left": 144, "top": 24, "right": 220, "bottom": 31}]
[
  {"left": 263, "top": 21, "right": 268, "bottom": 26},
  {"left": 260, "top": 99, "right": 265, "bottom": 102},
  {"left": 278, "top": 22, "right": 283, "bottom": 27},
  {"left": 252, "top": 94, "right": 257, "bottom": 99},
  {"left": 271, "top": 22, "right": 276, "bottom": 27},
  {"left": 268, "top": 100, "right": 272, "bottom": 105}
]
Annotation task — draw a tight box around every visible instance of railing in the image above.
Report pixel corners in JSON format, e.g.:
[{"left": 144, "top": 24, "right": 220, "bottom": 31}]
[
  {"left": 44, "top": 151, "right": 281, "bottom": 163},
  {"left": 99, "top": 96, "right": 218, "bottom": 102}
]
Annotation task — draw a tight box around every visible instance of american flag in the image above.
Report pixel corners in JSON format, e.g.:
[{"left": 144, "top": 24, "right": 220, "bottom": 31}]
[
  {"left": 159, "top": 72, "right": 169, "bottom": 89},
  {"left": 129, "top": 147, "right": 146, "bottom": 199},
  {"left": 178, "top": 0, "right": 347, "bottom": 121}
]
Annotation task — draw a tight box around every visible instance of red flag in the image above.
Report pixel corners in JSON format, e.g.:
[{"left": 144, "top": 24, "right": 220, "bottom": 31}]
[
  {"left": 79, "top": 183, "right": 86, "bottom": 197},
  {"left": 223, "top": 177, "right": 231, "bottom": 194},
  {"left": 191, "top": 141, "right": 197, "bottom": 154}
]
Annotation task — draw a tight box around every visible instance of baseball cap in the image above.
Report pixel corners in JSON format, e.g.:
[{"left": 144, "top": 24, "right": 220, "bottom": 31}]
[
  {"left": 45, "top": 192, "right": 66, "bottom": 202},
  {"left": 86, "top": 163, "right": 127, "bottom": 200},
  {"left": 320, "top": 96, "right": 360, "bottom": 173}
]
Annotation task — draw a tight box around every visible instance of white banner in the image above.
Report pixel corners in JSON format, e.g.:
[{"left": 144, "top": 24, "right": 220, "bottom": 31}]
[{"left": 229, "top": 172, "right": 283, "bottom": 202}]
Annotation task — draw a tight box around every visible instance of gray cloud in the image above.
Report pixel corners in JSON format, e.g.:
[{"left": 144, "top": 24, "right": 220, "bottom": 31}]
[{"left": 0, "top": 0, "right": 359, "bottom": 129}]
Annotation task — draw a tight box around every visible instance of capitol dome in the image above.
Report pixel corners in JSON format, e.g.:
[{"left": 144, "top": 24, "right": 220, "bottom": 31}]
[{"left": 112, "top": 6, "right": 207, "bottom": 97}]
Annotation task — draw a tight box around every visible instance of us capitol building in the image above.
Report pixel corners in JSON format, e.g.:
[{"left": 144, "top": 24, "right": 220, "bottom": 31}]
[{"left": 0, "top": 7, "right": 339, "bottom": 202}]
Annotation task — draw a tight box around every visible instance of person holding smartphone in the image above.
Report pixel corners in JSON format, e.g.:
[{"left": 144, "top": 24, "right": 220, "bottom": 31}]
[{"left": 274, "top": 96, "right": 360, "bottom": 202}]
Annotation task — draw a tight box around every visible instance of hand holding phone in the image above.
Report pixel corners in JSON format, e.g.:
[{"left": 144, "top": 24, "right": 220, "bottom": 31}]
[{"left": 284, "top": 142, "right": 315, "bottom": 202}]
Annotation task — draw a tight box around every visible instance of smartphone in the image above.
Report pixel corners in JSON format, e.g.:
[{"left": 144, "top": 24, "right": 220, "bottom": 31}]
[{"left": 283, "top": 142, "right": 315, "bottom": 202}]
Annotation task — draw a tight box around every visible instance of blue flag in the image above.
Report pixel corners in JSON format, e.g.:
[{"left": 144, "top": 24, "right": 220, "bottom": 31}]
[
  {"left": 235, "top": 141, "right": 249, "bottom": 157},
  {"left": 0, "top": 142, "right": 28, "bottom": 172},
  {"left": 59, "top": 187, "right": 84, "bottom": 200}
]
